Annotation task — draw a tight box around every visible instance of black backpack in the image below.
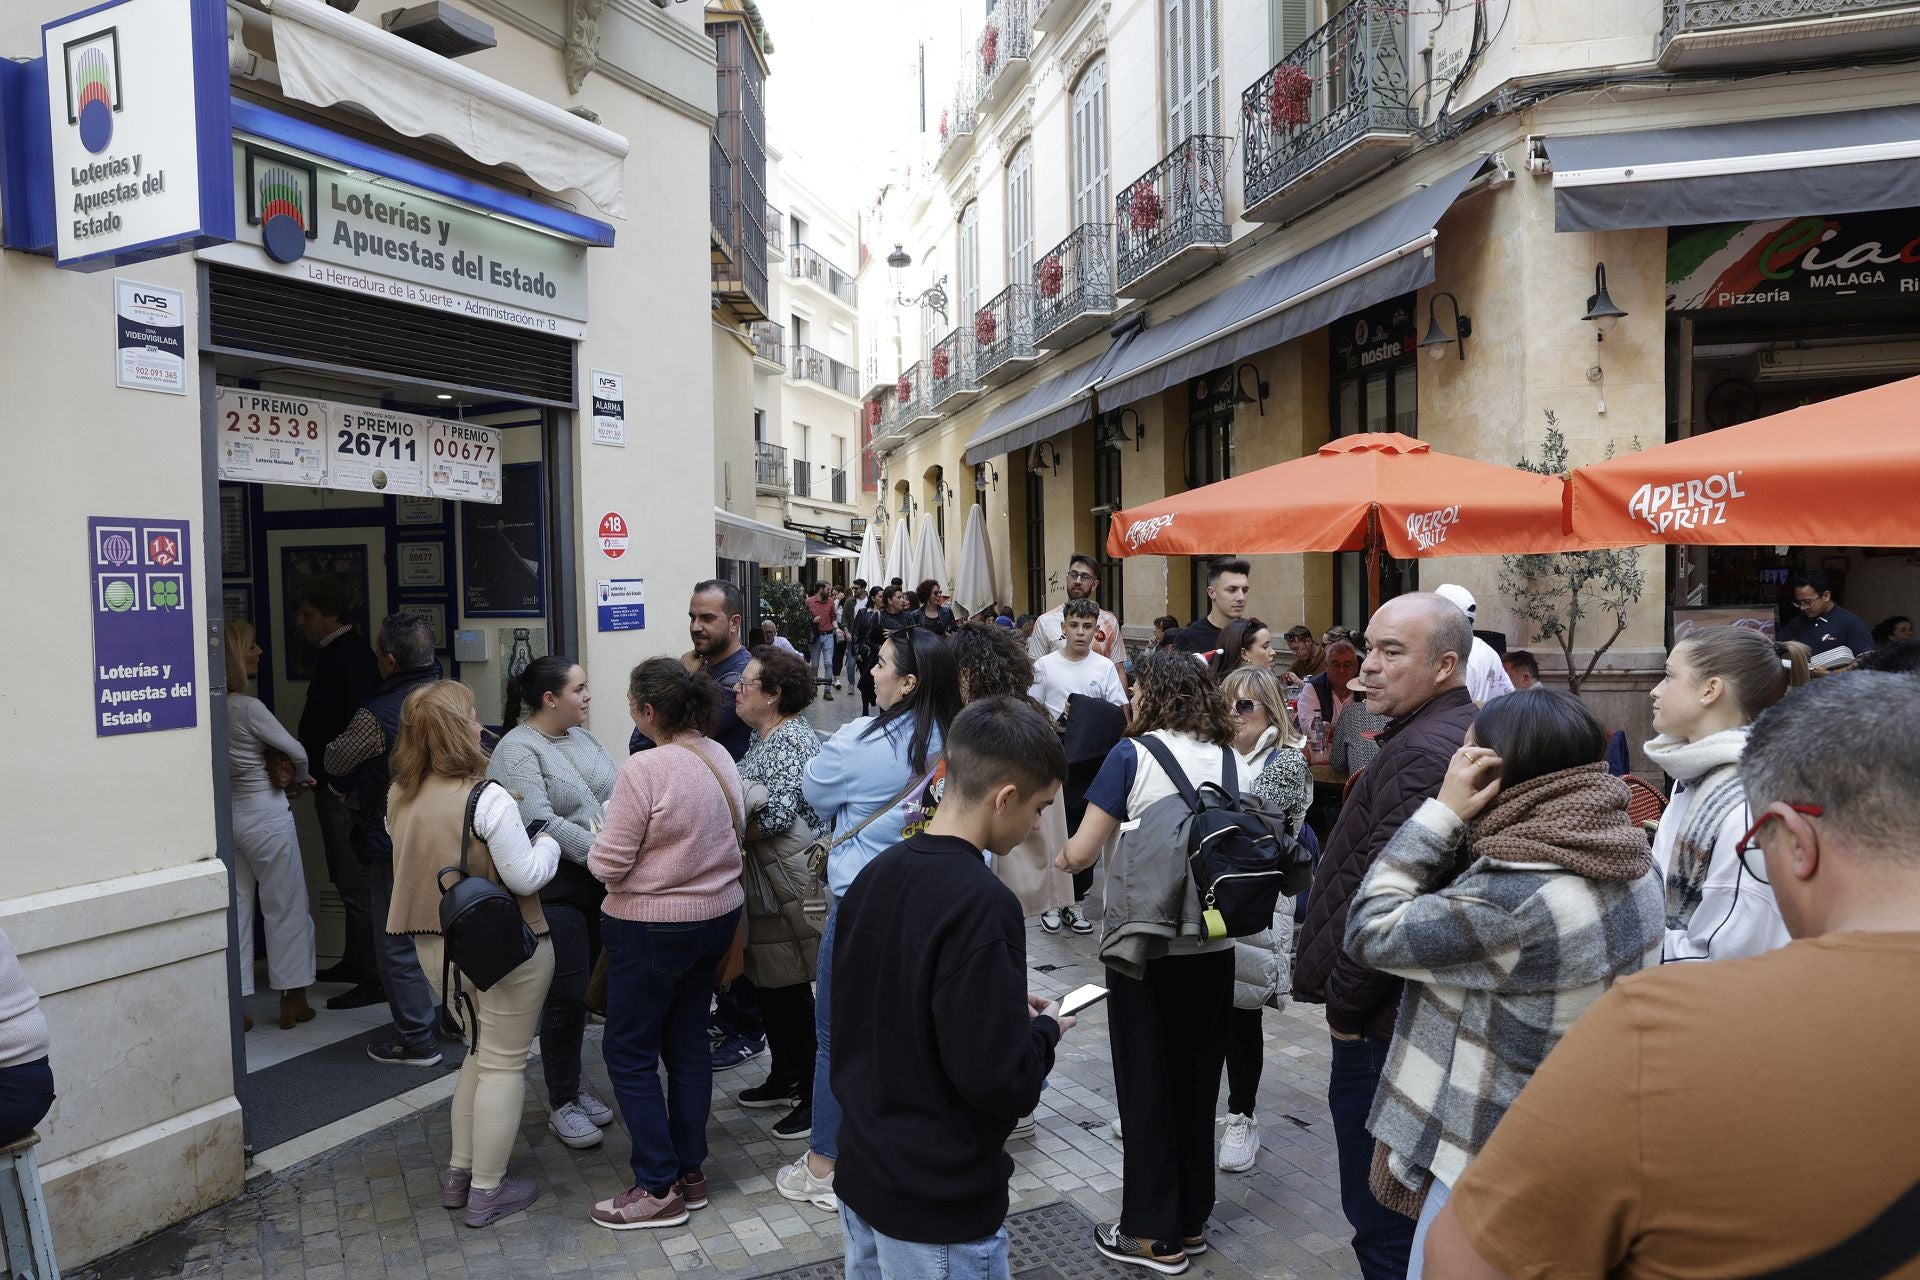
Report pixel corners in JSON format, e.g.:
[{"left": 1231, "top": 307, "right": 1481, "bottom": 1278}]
[
  {"left": 437, "top": 782, "right": 538, "bottom": 1046},
  {"left": 1136, "top": 737, "right": 1310, "bottom": 940}
]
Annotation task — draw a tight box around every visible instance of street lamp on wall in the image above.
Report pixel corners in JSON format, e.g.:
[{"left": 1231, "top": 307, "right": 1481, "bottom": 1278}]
[
  {"left": 1029, "top": 440, "right": 1060, "bottom": 476},
  {"left": 974, "top": 462, "right": 999, "bottom": 492},
  {"left": 1419, "top": 291, "right": 1472, "bottom": 362},
  {"left": 1098, "top": 408, "right": 1146, "bottom": 452},
  {"left": 1582, "top": 263, "right": 1627, "bottom": 341},
  {"left": 1232, "top": 363, "right": 1268, "bottom": 416},
  {"left": 886, "top": 244, "right": 950, "bottom": 327}
]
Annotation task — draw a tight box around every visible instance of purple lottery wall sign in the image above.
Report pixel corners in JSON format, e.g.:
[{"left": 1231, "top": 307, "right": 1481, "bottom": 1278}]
[{"left": 90, "top": 515, "right": 198, "bottom": 736}]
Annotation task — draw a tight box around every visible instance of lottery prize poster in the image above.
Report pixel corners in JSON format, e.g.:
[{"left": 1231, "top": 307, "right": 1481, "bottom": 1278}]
[{"left": 90, "top": 516, "right": 197, "bottom": 737}]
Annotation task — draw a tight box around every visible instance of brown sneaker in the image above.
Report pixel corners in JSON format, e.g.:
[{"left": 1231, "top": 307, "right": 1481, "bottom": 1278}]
[
  {"left": 590, "top": 1185, "right": 689, "bottom": 1231},
  {"left": 1182, "top": 1234, "right": 1208, "bottom": 1255},
  {"left": 1095, "top": 1222, "right": 1189, "bottom": 1274},
  {"left": 678, "top": 1169, "right": 709, "bottom": 1210}
]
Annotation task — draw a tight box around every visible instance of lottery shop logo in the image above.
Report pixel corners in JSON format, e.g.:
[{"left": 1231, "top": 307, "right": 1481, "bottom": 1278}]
[
  {"left": 245, "top": 148, "right": 319, "bottom": 264},
  {"left": 62, "top": 27, "right": 123, "bottom": 155}
]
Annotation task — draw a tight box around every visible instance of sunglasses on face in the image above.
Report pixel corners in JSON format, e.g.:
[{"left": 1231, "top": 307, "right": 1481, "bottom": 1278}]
[{"left": 1233, "top": 699, "right": 1260, "bottom": 716}]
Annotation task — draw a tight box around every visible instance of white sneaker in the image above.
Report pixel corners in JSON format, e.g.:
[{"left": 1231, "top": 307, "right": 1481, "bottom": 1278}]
[
  {"left": 1062, "top": 904, "right": 1094, "bottom": 935},
  {"left": 1008, "top": 1113, "right": 1036, "bottom": 1140},
  {"left": 775, "top": 1155, "right": 838, "bottom": 1211},
  {"left": 1040, "top": 909, "right": 1064, "bottom": 933},
  {"left": 1218, "top": 1112, "right": 1259, "bottom": 1172},
  {"left": 549, "top": 1101, "right": 605, "bottom": 1150},
  {"left": 576, "top": 1089, "right": 615, "bottom": 1127}
]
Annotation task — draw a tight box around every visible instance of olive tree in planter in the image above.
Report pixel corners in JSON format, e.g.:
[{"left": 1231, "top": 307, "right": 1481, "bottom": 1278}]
[
  {"left": 758, "top": 578, "right": 821, "bottom": 653},
  {"left": 1497, "top": 412, "right": 1648, "bottom": 695}
]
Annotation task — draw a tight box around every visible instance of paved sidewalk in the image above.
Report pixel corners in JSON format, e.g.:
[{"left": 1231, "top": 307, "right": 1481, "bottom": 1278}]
[{"left": 78, "top": 922, "right": 1361, "bottom": 1280}]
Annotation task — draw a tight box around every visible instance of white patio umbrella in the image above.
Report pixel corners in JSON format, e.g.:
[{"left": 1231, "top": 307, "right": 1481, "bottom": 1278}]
[
  {"left": 854, "top": 520, "right": 884, "bottom": 587},
  {"left": 911, "top": 512, "right": 947, "bottom": 593},
  {"left": 884, "top": 516, "right": 915, "bottom": 588},
  {"left": 952, "top": 503, "right": 997, "bottom": 613}
]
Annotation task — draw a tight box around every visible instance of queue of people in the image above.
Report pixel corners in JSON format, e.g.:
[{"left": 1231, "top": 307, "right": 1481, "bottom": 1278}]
[{"left": 203, "top": 554, "right": 1914, "bottom": 1280}]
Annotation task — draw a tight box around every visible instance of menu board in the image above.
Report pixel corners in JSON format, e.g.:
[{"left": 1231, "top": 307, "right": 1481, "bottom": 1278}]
[{"left": 212, "top": 388, "right": 501, "bottom": 503}]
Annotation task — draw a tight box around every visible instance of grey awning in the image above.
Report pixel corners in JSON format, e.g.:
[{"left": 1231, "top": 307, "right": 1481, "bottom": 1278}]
[
  {"left": 1095, "top": 156, "right": 1493, "bottom": 410},
  {"left": 960, "top": 339, "right": 1133, "bottom": 466},
  {"left": 1546, "top": 105, "right": 1920, "bottom": 233},
  {"left": 804, "top": 538, "right": 859, "bottom": 560}
]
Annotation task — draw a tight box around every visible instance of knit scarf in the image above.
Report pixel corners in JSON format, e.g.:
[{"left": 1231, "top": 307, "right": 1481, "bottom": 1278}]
[
  {"left": 1643, "top": 729, "right": 1749, "bottom": 930},
  {"left": 1465, "top": 763, "right": 1652, "bottom": 881}
]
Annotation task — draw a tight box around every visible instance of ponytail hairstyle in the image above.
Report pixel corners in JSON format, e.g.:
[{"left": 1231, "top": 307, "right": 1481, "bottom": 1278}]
[
  {"left": 503, "top": 654, "right": 579, "bottom": 727},
  {"left": 626, "top": 657, "right": 723, "bottom": 740},
  {"left": 1675, "top": 627, "right": 1811, "bottom": 723}
]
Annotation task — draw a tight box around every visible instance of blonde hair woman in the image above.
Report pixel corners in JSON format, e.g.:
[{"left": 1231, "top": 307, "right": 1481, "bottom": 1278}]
[
  {"left": 386, "top": 681, "right": 559, "bottom": 1228},
  {"left": 1215, "top": 665, "right": 1311, "bottom": 1175},
  {"left": 223, "top": 618, "right": 317, "bottom": 1032}
]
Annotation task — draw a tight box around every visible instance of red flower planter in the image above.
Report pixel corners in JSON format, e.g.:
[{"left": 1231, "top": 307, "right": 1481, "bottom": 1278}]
[
  {"left": 981, "top": 24, "right": 999, "bottom": 74},
  {"left": 1037, "top": 254, "right": 1063, "bottom": 298},
  {"left": 897, "top": 375, "right": 913, "bottom": 401},
  {"left": 1269, "top": 64, "right": 1311, "bottom": 128},
  {"left": 1128, "top": 185, "right": 1162, "bottom": 232},
  {"left": 931, "top": 349, "right": 951, "bottom": 379},
  {"left": 975, "top": 310, "right": 998, "bottom": 346}
]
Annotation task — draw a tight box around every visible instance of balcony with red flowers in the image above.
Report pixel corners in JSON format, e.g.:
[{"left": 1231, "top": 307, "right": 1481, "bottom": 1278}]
[{"left": 1114, "top": 134, "right": 1231, "bottom": 300}]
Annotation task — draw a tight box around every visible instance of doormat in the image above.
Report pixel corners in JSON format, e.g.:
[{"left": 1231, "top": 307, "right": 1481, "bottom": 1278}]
[
  {"left": 744, "top": 1200, "right": 1255, "bottom": 1280},
  {"left": 242, "top": 1024, "right": 465, "bottom": 1151}
]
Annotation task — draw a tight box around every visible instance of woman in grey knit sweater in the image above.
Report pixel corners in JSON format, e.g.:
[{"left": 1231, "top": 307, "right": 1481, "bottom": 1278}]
[{"left": 488, "top": 656, "right": 619, "bottom": 1150}]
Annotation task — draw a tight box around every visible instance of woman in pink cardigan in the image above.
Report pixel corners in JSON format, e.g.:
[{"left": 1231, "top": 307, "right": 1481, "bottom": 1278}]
[{"left": 587, "top": 658, "right": 746, "bottom": 1232}]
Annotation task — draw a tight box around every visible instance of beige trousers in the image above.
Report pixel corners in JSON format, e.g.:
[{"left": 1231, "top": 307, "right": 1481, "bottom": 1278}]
[{"left": 414, "top": 935, "right": 555, "bottom": 1190}]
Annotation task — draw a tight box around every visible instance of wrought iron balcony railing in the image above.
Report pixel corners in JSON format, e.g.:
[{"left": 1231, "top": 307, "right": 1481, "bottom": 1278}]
[
  {"left": 1115, "top": 135, "right": 1230, "bottom": 292},
  {"left": 709, "top": 134, "right": 733, "bottom": 251},
  {"left": 749, "top": 320, "right": 783, "bottom": 366},
  {"left": 1662, "top": 0, "right": 1917, "bottom": 46},
  {"left": 790, "top": 343, "right": 861, "bottom": 397},
  {"left": 1032, "top": 222, "right": 1115, "bottom": 345},
  {"left": 790, "top": 243, "right": 858, "bottom": 307},
  {"left": 792, "top": 457, "right": 813, "bottom": 498},
  {"left": 1241, "top": 3, "right": 1414, "bottom": 215},
  {"left": 765, "top": 205, "right": 785, "bottom": 258},
  {"left": 973, "top": 284, "right": 1037, "bottom": 382},
  {"left": 975, "top": 0, "right": 1031, "bottom": 108},
  {"left": 894, "top": 361, "right": 929, "bottom": 426},
  {"left": 937, "top": 81, "right": 981, "bottom": 175},
  {"left": 754, "top": 440, "right": 789, "bottom": 492},
  {"left": 929, "top": 328, "right": 981, "bottom": 407}
]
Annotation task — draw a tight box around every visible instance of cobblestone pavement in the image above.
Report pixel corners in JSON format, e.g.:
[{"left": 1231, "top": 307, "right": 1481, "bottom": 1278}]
[{"left": 79, "top": 916, "right": 1361, "bottom": 1280}]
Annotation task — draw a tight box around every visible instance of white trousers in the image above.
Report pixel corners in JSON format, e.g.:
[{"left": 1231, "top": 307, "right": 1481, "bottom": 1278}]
[{"left": 232, "top": 792, "right": 317, "bottom": 996}]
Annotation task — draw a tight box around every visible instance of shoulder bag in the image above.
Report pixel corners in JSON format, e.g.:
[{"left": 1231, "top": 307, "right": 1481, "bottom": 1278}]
[
  {"left": 802, "top": 772, "right": 926, "bottom": 884},
  {"left": 669, "top": 742, "right": 752, "bottom": 987},
  {"left": 436, "top": 780, "right": 539, "bottom": 1051}
]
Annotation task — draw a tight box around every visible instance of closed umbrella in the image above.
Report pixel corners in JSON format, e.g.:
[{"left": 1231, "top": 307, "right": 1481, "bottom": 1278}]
[
  {"left": 1567, "top": 374, "right": 1920, "bottom": 547},
  {"left": 854, "top": 520, "right": 884, "bottom": 587},
  {"left": 1105, "top": 432, "right": 1577, "bottom": 616},
  {"left": 912, "top": 512, "right": 947, "bottom": 593},
  {"left": 884, "top": 517, "right": 915, "bottom": 588},
  {"left": 953, "top": 503, "right": 998, "bottom": 613}
]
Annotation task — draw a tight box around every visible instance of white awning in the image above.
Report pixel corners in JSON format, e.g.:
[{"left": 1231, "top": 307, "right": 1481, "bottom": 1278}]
[
  {"left": 264, "top": 0, "right": 630, "bottom": 218},
  {"left": 716, "top": 508, "right": 805, "bottom": 567},
  {"left": 804, "top": 539, "right": 860, "bottom": 561}
]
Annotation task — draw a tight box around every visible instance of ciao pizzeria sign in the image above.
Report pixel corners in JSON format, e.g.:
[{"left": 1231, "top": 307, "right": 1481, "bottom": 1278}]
[{"left": 1668, "top": 209, "right": 1920, "bottom": 311}]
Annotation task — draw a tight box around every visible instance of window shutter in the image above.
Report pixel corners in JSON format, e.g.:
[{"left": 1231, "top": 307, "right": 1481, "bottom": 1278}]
[
  {"left": 1007, "top": 142, "right": 1034, "bottom": 280},
  {"left": 1270, "top": 0, "right": 1312, "bottom": 62},
  {"left": 1071, "top": 57, "right": 1109, "bottom": 228},
  {"left": 1166, "top": 0, "right": 1220, "bottom": 142}
]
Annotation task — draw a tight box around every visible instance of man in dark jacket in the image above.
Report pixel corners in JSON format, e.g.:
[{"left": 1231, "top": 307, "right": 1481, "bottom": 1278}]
[
  {"left": 1293, "top": 592, "right": 1477, "bottom": 1280},
  {"left": 291, "top": 578, "right": 382, "bottom": 995}
]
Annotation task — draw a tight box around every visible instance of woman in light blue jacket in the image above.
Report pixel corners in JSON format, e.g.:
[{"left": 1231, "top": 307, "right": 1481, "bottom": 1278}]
[{"left": 775, "top": 628, "right": 961, "bottom": 1212}]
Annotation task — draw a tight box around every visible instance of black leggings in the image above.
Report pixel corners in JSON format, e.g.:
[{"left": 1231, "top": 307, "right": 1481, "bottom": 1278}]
[
  {"left": 1225, "top": 1006, "right": 1263, "bottom": 1116},
  {"left": 757, "top": 981, "right": 817, "bottom": 1099},
  {"left": 0, "top": 1057, "right": 55, "bottom": 1147},
  {"left": 539, "top": 864, "right": 605, "bottom": 1108}
]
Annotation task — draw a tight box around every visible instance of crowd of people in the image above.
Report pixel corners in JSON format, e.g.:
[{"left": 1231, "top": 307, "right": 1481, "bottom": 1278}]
[{"left": 7, "top": 556, "right": 1908, "bottom": 1279}]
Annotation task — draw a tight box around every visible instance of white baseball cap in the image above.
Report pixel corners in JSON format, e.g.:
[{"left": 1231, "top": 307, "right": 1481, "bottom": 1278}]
[{"left": 1434, "top": 583, "right": 1477, "bottom": 623}]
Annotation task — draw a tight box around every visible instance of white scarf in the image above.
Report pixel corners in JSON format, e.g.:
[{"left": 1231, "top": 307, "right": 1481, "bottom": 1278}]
[{"left": 1643, "top": 728, "right": 1749, "bottom": 928}]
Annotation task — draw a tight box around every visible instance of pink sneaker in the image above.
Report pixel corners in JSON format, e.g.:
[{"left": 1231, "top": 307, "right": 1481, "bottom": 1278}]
[
  {"left": 463, "top": 1176, "right": 538, "bottom": 1228},
  {"left": 591, "top": 1184, "right": 689, "bottom": 1231},
  {"left": 440, "top": 1166, "right": 472, "bottom": 1209}
]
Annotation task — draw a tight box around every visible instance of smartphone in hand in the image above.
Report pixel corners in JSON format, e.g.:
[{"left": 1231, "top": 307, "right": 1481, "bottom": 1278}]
[{"left": 1059, "top": 984, "right": 1108, "bottom": 1017}]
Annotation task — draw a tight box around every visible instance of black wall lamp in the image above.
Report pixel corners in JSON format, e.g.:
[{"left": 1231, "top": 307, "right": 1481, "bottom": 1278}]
[
  {"left": 1099, "top": 407, "right": 1146, "bottom": 452},
  {"left": 1419, "top": 291, "right": 1472, "bottom": 362},
  {"left": 1582, "top": 263, "right": 1627, "bottom": 341},
  {"left": 887, "top": 243, "right": 949, "bottom": 326},
  {"left": 1232, "top": 363, "right": 1268, "bottom": 416},
  {"left": 975, "top": 462, "right": 999, "bottom": 491},
  {"left": 1029, "top": 440, "right": 1060, "bottom": 476}
]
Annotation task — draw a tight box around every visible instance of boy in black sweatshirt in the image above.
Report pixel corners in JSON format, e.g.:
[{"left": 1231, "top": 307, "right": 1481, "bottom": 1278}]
[{"left": 831, "top": 697, "right": 1076, "bottom": 1278}]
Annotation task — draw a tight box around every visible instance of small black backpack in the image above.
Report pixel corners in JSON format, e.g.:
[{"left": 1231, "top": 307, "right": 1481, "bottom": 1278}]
[
  {"left": 437, "top": 782, "right": 538, "bottom": 1046},
  {"left": 1136, "top": 737, "right": 1309, "bottom": 940}
]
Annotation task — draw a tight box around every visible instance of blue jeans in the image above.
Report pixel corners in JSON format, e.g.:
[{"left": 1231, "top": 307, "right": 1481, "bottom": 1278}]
[
  {"left": 840, "top": 1201, "right": 1010, "bottom": 1280},
  {"left": 810, "top": 634, "right": 835, "bottom": 684},
  {"left": 809, "top": 893, "right": 843, "bottom": 1161},
  {"left": 369, "top": 855, "right": 437, "bottom": 1050},
  {"left": 1406, "top": 1175, "right": 1451, "bottom": 1280},
  {"left": 1328, "top": 1033, "right": 1415, "bottom": 1280},
  {"left": 600, "top": 910, "right": 741, "bottom": 1191},
  {"left": 843, "top": 635, "right": 862, "bottom": 685}
]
